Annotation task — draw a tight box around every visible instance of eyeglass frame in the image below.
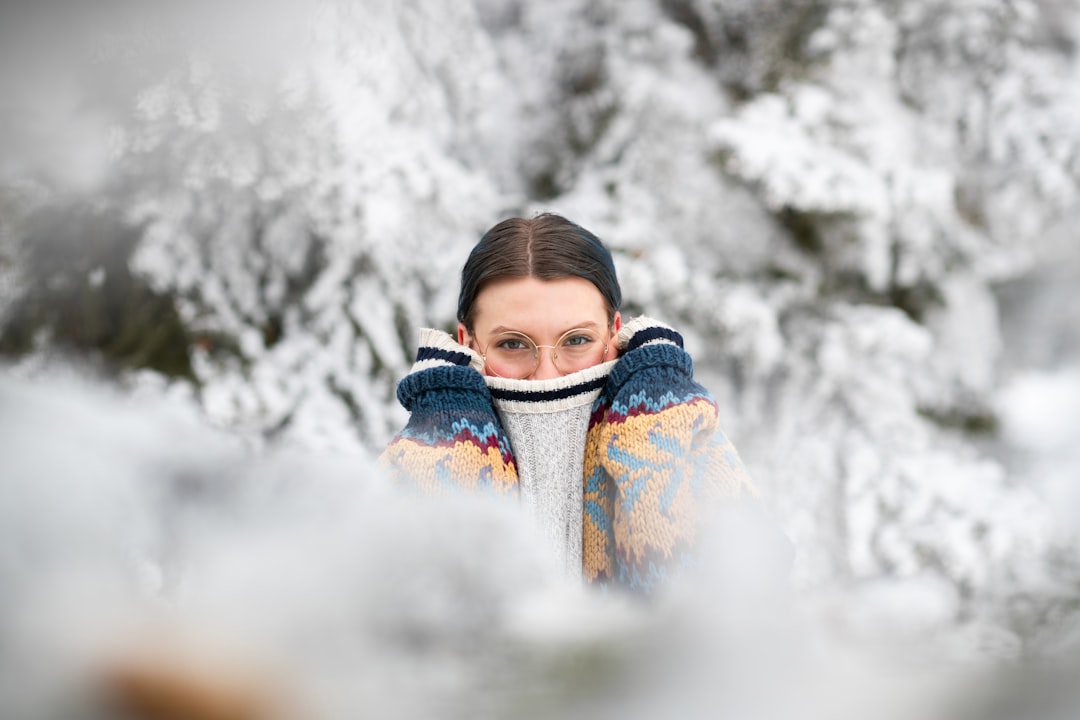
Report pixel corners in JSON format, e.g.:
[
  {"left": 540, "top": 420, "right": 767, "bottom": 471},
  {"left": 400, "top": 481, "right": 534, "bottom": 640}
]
[{"left": 473, "top": 326, "right": 612, "bottom": 379}]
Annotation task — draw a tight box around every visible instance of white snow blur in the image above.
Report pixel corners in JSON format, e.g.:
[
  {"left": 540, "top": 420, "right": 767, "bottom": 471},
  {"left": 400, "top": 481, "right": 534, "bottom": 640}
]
[{"left": 2, "top": 372, "right": 1079, "bottom": 720}]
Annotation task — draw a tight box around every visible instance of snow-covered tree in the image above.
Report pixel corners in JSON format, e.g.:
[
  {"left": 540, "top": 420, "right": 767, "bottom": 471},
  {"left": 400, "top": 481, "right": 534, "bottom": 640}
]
[{"left": 2, "top": 0, "right": 1079, "bottom": 651}]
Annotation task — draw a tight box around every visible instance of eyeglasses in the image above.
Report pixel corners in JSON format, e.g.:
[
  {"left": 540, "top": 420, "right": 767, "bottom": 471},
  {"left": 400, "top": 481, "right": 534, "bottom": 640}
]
[{"left": 477, "top": 327, "right": 610, "bottom": 379}]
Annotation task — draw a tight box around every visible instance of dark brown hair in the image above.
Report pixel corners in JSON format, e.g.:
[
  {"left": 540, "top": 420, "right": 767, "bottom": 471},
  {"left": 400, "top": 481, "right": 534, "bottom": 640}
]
[{"left": 457, "top": 213, "right": 622, "bottom": 332}]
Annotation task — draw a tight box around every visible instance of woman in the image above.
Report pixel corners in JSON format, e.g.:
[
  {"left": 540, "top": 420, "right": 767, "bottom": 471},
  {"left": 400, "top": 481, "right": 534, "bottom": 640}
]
[{"left": 380, "top": 213, "right": 758, "bottom": 593}]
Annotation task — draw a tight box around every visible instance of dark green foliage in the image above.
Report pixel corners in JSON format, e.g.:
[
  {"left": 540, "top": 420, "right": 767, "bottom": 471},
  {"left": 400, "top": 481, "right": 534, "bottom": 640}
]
[
  {"left": 524, "top": 31, "right": 619, "bottom": 200},
  {"left": 918, "top": 405, "right": 999, "bottom": 435},
  {"left": 528, "top": 169, "right": 563, "bottom": 202},
  {"left": 775, "top": 206, "right": 949, "bottom": 323},
  {"left": 777, "top": 205, "right": 826, "bottom": 256},
  {"left": 0, "top": 206, "right": 195, "bottom": 380},
  {"left": 659, "top": 0, "right": 721, "bottom": 65},
  {"left": 887, "top": 280, "right": 945, "bottom": 325},
  {"left": 659, "top": 0, "right": 832, "bottom": 97}
]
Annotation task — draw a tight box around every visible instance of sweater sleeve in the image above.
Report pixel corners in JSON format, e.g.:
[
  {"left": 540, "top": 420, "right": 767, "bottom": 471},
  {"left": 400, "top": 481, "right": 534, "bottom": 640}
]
[
  {"left": 582, "top": 316, "right": 757, "bottom": 592},
  {"left": 378, "top": 329, "right": 518, "bottom": 495}
]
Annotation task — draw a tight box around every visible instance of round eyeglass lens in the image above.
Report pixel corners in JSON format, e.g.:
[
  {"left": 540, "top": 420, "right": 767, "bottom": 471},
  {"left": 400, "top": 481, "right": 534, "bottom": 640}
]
[
  {"left": 553, "top": 328, "right": 606, "bottom": 373},
  {"left": 483, "top": 332, "right": 538, "bottom": 379}
]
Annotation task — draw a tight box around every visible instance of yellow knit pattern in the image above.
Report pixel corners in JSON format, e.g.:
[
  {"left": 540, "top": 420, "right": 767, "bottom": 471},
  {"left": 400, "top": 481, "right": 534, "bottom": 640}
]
[
  {"left": 582, "top": 397, "right": 755, "bottom": 585},
  {"left": 379, "top": 437, "right": 518, "bottom": 495}
]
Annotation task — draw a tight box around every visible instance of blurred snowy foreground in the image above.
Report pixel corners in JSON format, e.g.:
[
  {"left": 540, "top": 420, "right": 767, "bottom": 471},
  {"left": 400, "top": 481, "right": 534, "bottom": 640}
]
[{"left": 1, "top": 372, "right": 1079, "bottom": 720}]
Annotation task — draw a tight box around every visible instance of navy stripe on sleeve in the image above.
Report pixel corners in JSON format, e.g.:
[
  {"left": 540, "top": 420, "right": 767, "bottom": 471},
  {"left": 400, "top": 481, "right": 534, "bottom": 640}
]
[
  {"left": 625, "top": 326, "right": 683, "bottom": 352},
  {"left": 416, "top": 346, "right": 473, "bottom": 366}
]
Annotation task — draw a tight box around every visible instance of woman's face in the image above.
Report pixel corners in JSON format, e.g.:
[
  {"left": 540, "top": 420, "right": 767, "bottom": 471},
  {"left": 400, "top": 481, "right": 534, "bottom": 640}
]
[{"left": 458, "top": 276, "right": 622, "bottom": 380}]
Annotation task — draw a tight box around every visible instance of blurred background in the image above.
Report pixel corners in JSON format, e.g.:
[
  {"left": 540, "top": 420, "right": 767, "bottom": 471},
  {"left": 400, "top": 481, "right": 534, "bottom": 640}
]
[{"left": 2, "top": 1, "right": 1079, "bottom": 718}]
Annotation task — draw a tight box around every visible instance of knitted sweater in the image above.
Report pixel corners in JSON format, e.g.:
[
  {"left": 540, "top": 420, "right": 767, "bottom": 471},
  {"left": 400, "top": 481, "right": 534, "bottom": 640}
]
[
  {"left": 379, "top": 316, "right": 758, "bottom": 593},
  {"left": 486, "top": 360, "right": 618, "bottom": 579}
]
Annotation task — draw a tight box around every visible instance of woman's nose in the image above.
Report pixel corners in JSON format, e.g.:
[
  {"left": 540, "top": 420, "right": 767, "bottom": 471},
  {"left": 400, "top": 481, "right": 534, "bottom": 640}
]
[{"left": 530, "top": 347, "right": 561, "bottom": 380}]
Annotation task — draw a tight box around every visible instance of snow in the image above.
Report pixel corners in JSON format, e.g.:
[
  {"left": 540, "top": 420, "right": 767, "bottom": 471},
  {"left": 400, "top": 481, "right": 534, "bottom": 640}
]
[
  {"left": 996, "top": 365, "right": 1080, "bottom": 540},
  {"left": 2, "top": 0, "right": 1080, "bottom": 716}
]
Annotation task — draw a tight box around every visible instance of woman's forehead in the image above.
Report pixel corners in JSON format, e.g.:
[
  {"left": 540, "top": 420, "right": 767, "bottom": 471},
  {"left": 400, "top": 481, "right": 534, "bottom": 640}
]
[{"left": 472, "top": 276, "right": 607, "bottom": 331}]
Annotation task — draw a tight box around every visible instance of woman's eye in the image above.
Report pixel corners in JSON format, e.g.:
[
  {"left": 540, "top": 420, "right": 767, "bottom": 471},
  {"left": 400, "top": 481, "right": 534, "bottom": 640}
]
[
  {"left": 497, "top": 339, "right": 529, "bottom": 351},
  {"left": 563, "top": 334, "right": 593, "bottom": 347}
]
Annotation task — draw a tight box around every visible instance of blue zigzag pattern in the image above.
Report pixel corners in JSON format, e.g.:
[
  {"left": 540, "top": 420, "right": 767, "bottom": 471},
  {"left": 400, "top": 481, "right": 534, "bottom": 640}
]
[
  {"left": 609, "top": 387, "right": 705, "bottom": 417},
  {"left": 605, "top": 419, "right": 699, "bottom": 520}
]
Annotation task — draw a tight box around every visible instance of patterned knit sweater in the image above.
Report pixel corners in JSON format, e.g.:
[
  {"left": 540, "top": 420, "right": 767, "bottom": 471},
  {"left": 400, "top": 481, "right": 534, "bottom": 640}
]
[
  {"left": 486, "top": 360, "right": 618, "bottom": 579},
  {"left": 379, "top": 316, "right": 758, "bottom": 593}
]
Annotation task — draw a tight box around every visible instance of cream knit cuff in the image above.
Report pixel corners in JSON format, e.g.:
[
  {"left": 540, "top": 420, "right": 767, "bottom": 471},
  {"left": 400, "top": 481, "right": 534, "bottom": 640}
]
[
  {"left": 410, "top": 328, "right": 485, "bottom": 374},
  {"left": 615, "top": 315, "right": 683, "bottom": 352}
]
